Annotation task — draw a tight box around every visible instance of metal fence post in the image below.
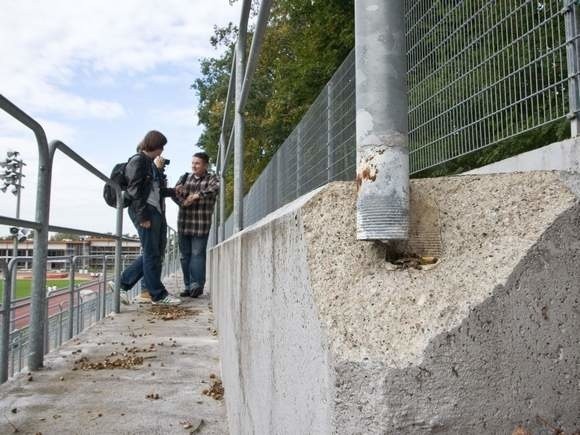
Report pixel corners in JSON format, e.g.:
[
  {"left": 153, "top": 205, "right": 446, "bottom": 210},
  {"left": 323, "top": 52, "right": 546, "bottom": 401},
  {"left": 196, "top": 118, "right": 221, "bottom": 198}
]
[
  {"left": 355, "top": 0, "right": 409, "bottom": 241},
  {"left": 564, "top": 0, "right": 580, "bottom": 136},
  {"left": 101, "top": 257, "right": 108, "bottom": 319},
  {"left": 113, "top": 199, "right": 123, "bottom": 314},
  {"left": 296, "top": 125, "right": 302, "bottom": 197},
  {"left": 327, "top": 81, "right": 335, "bottom": 182},
  {"left": 28, "top": 117, "right": 51, "bottom": 370},
  {"left": 0, "top": 261, "right": 12, "bottom": 383},
  {"left": 233, "top": 36, "right": 247, "bottom": 234},
  {"left": 68, "top": 256, "right": 75, "bottom": 339}
]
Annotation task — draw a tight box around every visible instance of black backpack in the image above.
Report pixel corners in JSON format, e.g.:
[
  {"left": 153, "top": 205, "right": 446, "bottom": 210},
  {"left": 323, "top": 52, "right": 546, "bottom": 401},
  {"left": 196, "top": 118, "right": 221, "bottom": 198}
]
[{"left": 103, "top": 155, "right": 137, "bottom": 208}]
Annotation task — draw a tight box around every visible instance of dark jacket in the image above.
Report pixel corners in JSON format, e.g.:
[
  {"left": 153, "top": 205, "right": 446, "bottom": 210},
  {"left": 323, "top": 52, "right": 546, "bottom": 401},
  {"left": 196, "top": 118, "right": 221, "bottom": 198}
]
[{"left": 125, "top": 153, "right": 174, "bottom": 223}]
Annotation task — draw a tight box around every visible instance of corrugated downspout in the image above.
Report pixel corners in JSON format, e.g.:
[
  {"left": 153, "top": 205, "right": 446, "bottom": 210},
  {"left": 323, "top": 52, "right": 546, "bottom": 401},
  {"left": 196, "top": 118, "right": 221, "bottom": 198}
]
[{"left": 355, "top": 0, "right": 409, "bottom": 241}]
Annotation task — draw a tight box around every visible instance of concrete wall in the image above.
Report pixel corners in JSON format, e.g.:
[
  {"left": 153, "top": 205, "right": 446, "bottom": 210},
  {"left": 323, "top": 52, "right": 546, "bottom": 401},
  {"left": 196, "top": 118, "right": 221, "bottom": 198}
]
[
  {"left": 210, "top": 189, "right": 334, "bottom": 435},
  {"left": 466, "top": 138, "right": 580, "bottom": 174},
  {"left": 209, "top": 173, "right": 580, "bottom": 434}
]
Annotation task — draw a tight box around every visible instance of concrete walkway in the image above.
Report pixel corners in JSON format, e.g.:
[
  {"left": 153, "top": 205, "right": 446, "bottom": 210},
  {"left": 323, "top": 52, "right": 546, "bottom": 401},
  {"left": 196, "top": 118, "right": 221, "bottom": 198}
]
[{"left": 0, "top": 275, "right": 227, "bottom": 435}]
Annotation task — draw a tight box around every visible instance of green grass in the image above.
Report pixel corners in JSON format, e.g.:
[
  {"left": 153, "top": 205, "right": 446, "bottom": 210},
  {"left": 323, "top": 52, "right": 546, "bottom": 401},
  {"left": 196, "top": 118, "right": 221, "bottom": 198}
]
[{"left": 0, "top": 279, "right": 89, "bottom": 301}]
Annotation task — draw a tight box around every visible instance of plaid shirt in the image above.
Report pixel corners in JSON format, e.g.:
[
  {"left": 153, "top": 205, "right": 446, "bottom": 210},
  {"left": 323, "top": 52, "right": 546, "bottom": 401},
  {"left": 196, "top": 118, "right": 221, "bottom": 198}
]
[{"left": 175, "top": 171, "right": 220, "bottom": 236}]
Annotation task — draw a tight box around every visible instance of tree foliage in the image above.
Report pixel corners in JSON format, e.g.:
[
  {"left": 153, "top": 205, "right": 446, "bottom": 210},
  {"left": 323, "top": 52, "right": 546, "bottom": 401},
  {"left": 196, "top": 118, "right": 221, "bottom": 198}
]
[{"left": 193, "top": 0, "right": 354, "bottom": 214}]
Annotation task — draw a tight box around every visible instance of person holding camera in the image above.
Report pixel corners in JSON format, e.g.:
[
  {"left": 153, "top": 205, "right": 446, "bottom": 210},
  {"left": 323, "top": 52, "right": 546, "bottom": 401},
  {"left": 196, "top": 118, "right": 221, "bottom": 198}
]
[
  {"left": 174, "top": 152, "right": 219, "bottom": 298},
  {"left": 117, "top": 130, "right": 181, "bottom": 306}
]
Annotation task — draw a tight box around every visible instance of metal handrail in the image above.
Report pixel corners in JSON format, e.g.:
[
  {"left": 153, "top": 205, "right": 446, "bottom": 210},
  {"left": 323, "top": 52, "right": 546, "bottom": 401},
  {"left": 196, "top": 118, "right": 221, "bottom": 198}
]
[{"left": 0, "top": 95, "right": 127, "bottom": 374}]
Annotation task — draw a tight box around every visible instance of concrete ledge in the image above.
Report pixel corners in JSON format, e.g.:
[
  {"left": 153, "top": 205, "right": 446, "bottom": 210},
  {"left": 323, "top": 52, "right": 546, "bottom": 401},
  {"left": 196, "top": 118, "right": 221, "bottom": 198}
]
[
  {"left": 465, "top": 138, "right": 580, "bottom": 174},
  {"left": 209, "top": 172, "right": 580, "bottom": 434}
]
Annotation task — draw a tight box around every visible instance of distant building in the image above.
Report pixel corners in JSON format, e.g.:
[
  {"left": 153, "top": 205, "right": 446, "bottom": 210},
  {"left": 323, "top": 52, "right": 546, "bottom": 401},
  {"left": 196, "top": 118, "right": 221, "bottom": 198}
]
[{"left": 0, "top": 237, "right": 141, "bottom": 271}]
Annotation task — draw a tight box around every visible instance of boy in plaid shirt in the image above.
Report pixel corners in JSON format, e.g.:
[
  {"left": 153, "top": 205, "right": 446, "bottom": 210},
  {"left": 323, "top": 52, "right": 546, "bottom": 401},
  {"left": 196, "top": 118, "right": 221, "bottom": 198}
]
[{"left": 174, "top": 152, "right": 219, "bottom": 298}]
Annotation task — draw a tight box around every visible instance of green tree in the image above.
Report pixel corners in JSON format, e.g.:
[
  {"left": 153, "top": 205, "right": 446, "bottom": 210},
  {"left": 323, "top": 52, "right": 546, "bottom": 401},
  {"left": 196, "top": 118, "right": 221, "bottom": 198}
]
[{"left": 193, "top": 0, "right": 354, "bottom": 215}]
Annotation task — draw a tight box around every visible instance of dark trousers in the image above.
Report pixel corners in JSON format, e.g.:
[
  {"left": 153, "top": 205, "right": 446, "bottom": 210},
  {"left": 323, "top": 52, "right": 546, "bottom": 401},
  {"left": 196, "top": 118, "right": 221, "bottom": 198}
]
[
  {"left": 121, "top": 205, "right": 167, "bottom": 301},
  {"left": 178, "top": 233, "right": 209, "bottom": 292}
]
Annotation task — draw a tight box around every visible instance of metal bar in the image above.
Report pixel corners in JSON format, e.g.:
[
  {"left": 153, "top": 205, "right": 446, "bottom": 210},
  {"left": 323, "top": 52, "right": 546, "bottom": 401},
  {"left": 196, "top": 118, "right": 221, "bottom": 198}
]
[
  {"left": 68, "top": 256, "right": 75, "bottom": 339},
  {"left": 233, "top": 0, "right": 252, "bottom": 233},
  {"left": 0, "top": 216, "right": 42, "bottom": 230},
  {"left": 0, "top": 261, "right": 12, "bottom": 383},
  {"left": 113, "top": 196, "right": 123, "bottom": 314},
  {"left": 238, "top": 0, "right": 274, "bottom": 110},
  {"left": 355, "top": 0, "right": 409, "bottom": 241},
  {"left": 0, "top": 95, "right": 52, "bottom": 371},
  {"left": 217, "top": 51, "right": 237, "bottom": 173},
  {"left": 564, "top": 0, "right": 580, "bottom": 136}
]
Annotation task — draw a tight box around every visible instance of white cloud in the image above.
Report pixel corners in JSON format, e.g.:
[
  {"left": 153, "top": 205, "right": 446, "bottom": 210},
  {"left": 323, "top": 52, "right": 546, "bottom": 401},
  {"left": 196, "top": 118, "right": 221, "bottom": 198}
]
[
  {"left": 0, "top": 0, "right": 240, "bottom": 120},
  {"left": 150, "top": 107, "right": 199, "bottom": 129},
  {"left": 0, "top": 0, "right": 240, "bottom": 235}
]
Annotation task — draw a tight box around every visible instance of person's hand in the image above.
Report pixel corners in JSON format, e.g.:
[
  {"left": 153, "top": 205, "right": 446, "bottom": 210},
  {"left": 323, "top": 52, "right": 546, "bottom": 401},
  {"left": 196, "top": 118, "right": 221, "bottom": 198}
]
[
  {"left": 175, "top": 185, "right": 186, "bottom": 196},
  {"left": 140, "top": 220, "right": 151, "bottom": 229},
  {"left": 182, "top": 193, "right": 200, "bottom": 207},
  {"left": 154, "top": 156, "right": 165, "bottom": 170}
]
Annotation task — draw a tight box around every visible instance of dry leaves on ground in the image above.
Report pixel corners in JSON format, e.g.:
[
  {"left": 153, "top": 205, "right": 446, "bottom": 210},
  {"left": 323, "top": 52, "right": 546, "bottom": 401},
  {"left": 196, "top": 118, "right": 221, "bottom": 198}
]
[
  {"left": 73, "top": 355, "right": 145, "bottom": 370},
  {"left": 148, "top": 306, "right": 199, "bottom": 321},
  {"left": 202, "top": 375, "right": 224, "bottom": 400}
]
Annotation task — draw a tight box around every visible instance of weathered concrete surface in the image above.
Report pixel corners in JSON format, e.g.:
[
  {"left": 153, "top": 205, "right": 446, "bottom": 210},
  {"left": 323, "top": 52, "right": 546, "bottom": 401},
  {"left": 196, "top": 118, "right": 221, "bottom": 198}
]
[
  {"left": 466, "top": 137, "right": 580, "bottom": 174},
  {"left": 0, "top": 275, "right": 227, "bottom": 435},
  {"left": 209, "top": 172, "right": 580, "bottom": 434}
]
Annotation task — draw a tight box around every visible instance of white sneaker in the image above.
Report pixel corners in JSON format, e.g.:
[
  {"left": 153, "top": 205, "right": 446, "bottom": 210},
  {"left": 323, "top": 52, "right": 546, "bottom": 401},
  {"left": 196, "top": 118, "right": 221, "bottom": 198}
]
[
  {"left": 152, "top": 295, "right": 181, "bottom": 306},
  {"left": 108, "top": 280, "right": 130, "bottom": 305},
  {"left": 120, "top": 290, "right": 130, "bottom": 305}
]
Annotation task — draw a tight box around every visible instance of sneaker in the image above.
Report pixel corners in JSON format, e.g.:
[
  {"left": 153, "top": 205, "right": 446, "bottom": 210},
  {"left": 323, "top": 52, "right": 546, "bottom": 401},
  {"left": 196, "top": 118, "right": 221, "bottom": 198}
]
[
  {"left": 152, "top": 295, "right": 182, "bottom": 306},
  {"left": 135, "top": 291, "right": 152, "bottom": 304},
  {"left": 179, "top": 290, "right": 192, "bottom": 298},
  {"left": 191, "top": 287, "right": 204, "bottom": 298},
  {"left": 108, "top": 281, "right": 130, "bottom": 305}
]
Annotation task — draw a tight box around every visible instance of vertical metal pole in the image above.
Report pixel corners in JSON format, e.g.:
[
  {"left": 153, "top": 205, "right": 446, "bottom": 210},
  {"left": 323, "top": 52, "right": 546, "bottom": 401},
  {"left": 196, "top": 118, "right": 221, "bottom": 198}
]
[
  {"left": 101, "top": 257, "right": 107, "bottom": 319},
  {"left": 296, "top": 125, "right": 302, "bottom": 197},
  {"left": 564, "top": 0, "right": 580, "bottom": 136},
  {"left": 327, "top": 82, "right": 335, "bottom": 182},
  {"left": 233, "top": 36, "right": 247, "bottom": 234},
  {"left": 68, "top": 256, "right": 75, "bottom": 339},
  {"left": 355, "top": 0, "right": 409, "bottom": 240},
  {"left": 29, "top": 131, "right": 51, "bottom": 370},
  {"left": 0, "top": 261, "right": 12, "bottom": 383},
  {"left": 219, "top": 135, "right": 226, "bottom": 242},
  {"left": 10, "top": 162, "right": 22, "bottom": 294},
  {"left": 113, "top": 198, "right": 123, "bottom": 314}
]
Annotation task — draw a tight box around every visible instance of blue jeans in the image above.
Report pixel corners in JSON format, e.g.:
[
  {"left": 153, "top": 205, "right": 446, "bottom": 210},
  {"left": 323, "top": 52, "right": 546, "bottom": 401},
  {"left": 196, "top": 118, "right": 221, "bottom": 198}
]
[
  {"left": 121, "top": 205, "right": 168, "bottom": 301},
  {"left": 178, "top": 233, "right": 209, "bottom": 292}
]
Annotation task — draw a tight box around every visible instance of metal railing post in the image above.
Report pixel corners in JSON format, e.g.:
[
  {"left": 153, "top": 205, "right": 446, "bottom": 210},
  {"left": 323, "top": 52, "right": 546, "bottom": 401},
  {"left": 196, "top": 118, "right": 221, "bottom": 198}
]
[
  {"left": 113, "top": 197, "right": 123, "bottom": 314},
  {"left": 0, "top": 95, "right": 54, "bottom": 371},
  {"left": 233, "top": 0, "right": 252, "bottom": 234},
  {"left": 355, "top": 0, "right": 409, "bottom": 241},
  {"left": 564, "top": 0, "right": 580, "bottom": 136},
  {"left": 101, "top": 257, "right": 107, "bottom": 319},
  {"left": 0, "top": 261, "right": 12, "bottom": 383},
  {"left": 233, "top": 37, "right": 247, "bottom": 234},
  {"left": 68, "top": 256, "right": 75, "bottom": 339}
]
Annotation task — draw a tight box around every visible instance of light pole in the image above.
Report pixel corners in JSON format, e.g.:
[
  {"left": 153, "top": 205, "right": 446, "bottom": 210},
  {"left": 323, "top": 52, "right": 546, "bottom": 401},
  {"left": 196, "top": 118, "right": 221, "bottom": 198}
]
[{"left": 0, "top": 151, "right": 26, "bottom": 292}]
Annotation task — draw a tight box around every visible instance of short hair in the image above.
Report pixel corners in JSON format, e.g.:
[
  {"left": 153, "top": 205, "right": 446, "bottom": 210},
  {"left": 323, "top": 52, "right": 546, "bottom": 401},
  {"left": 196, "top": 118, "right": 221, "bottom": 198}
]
[
  {"left": 138, "top": 130, "right": 167, "bottom": 152},
  {"left": 193, "top": 152, "right": 209, "bottom": 164}
]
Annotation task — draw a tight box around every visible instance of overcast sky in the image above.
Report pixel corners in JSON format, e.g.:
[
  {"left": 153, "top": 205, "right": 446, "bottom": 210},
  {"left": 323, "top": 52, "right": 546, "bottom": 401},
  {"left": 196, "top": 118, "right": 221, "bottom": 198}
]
[{"left": 0, "top": 0, "right": 241, "bottom": 236}]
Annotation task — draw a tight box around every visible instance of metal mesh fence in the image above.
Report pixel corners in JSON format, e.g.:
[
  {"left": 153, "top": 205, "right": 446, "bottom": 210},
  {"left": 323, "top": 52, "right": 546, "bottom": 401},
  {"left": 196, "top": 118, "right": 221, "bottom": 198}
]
[
  {"left": 223, "top": 50, "right": 356, "bottom": 239},
  {"left": 406, "top": 0, "right": 570, "bottom": 173},
  {"left": 217, "top": 1, "right": 577, "bottom": 242}
]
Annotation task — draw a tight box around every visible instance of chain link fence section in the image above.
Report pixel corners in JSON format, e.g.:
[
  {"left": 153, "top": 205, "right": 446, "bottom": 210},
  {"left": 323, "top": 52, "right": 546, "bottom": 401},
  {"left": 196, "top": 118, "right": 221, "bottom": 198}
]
[{"left": 406, "top": 0, "right": 570, "bottom": 174}]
